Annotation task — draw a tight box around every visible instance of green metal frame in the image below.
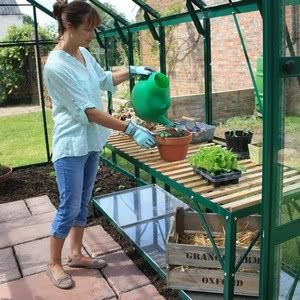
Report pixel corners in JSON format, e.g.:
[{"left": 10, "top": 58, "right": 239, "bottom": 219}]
[
  {"left": 3, "top": 0, "right": 300, "bottom": 298},
  {"left": 260, "top": 2, "right": 300, "bottom": 299},
  {"left": 101, "top": 141, "right": 261, "bottom": 299}
]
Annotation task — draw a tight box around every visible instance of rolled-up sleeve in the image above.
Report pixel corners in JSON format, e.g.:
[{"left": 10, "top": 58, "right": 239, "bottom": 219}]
[
  {"left": 45, "top": 67, "right": 95, "bottom": 125},
  {"left": 94, "top": 62, "right": 117, "bottom": 93}
]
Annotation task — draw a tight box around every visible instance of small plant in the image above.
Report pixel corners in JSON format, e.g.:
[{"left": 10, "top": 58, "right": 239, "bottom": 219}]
[
  {"left": 188, "top": 145, "right": 245, "bottom": 175},
  {"left": 155, "top": 129, "right": 185, "bottom": 138}
]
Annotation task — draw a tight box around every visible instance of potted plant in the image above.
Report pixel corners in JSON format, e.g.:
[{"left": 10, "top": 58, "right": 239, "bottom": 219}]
[
  {"left": 155, "top": 129, "right": 192, "bottom": 162},
  {"left": 0, "top": 164, "right": 13, "bottom": 183},
  {"left": 188, "top": 145, "right": 245, "bottom": 187},
  {"left": 224, "top": 130, "right": 253, "bottom": 159},
  {"left": 248, "top": 142, "right": 263, "bottom": 165}
]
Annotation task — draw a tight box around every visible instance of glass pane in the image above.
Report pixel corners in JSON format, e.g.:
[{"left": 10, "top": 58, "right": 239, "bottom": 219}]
[
  {"left": 123, "top": 215, "right": 173, "bottom": 267},
  {"left": 277, "top": 237, "right": 300, "bottom": 299},
  {"left": 278, "top": 78, "right": 300, "bottom": 226},
  {"left": 94, "top": 184, "right": 188, "bottom": 227},
  {"left": 284, "top": 5, "right": 300, "bottom": 57}
]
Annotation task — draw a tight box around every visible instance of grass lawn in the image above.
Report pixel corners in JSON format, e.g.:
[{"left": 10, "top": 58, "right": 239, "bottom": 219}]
[{"left": 0, "top": 111, "right": 53, "bottom": 167}]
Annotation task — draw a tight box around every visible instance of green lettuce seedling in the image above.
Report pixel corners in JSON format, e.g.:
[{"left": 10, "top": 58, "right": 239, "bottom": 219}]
[{"left": 188, "top": 145, "right": 245, "bottom": 175}]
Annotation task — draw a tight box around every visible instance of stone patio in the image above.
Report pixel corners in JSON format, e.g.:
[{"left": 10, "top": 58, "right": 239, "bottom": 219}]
[{"left": 0, "top": 195, "right": 164, "bottom": 299}]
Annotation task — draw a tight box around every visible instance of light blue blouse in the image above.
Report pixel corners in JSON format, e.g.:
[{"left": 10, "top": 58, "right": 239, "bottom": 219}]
[{"left": 44, "top": 47, "right": 117, "bottom": 162}]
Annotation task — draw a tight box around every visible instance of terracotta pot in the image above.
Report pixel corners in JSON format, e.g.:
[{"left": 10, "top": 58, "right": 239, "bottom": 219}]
[
  {"left": 156, "top": 130, "right": 192, "bottom": 162},
  {"left": 0, "top": 166, "right": 13, "bottom": 183}
]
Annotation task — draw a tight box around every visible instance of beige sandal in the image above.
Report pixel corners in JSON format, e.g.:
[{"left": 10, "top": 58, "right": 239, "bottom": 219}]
[
  {"left": 67, "top": 256, "right": 106, "bottom": 269},
  {"left": 46, "top": 267, "right": 73, "bottom": 289}
]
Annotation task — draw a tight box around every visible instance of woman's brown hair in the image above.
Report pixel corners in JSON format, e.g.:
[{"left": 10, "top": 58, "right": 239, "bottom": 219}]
[{"left": 53, "top": 0, "right": 101, "bottom": 36}]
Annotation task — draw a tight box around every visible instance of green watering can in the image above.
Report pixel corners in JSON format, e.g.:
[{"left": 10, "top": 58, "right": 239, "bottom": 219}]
[{"left": 130, "top": 72, "right": 175, "bottom": 127}]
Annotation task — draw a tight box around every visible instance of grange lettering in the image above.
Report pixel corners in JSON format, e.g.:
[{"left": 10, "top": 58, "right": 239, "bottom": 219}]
[{"left": 185, "top": 252, "right": 259, "bottom": 264}]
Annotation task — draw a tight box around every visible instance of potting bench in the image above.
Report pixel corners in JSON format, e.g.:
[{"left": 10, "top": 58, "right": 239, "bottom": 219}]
[{"left": 100, "top": 132, "right": 300, "bottom": 299}]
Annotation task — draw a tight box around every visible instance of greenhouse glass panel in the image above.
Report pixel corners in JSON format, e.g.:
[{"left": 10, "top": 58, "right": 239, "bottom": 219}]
[
  {"left": 94, "top": 184, "right": 188, "bottom": 227},
  {"left": 278, "top": 1, "right": 300, "bottom": 227},
  {"left": 276, "top": 237, "right": 300, "bottom": 299}
]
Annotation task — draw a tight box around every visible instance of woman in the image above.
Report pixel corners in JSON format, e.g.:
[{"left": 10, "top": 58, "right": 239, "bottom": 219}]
[{"left": 44, "top": 0, "right": 156, "bottom": 289}]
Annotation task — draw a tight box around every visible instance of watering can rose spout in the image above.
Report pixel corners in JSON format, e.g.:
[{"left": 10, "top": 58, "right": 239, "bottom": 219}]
[{"left": 130, "top": 72, "right": 175, "bottom": 126}]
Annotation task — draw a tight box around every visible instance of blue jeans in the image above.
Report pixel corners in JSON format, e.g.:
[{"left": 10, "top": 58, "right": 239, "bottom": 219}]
[{"left": 50, "top": 151, "right": 99, "bottom": 239}]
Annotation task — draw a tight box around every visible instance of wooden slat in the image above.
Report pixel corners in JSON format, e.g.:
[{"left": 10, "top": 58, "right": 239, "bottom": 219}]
[
  {"left": 180, "top": 166, "right": 262, "bottom": 191},
  {"left": 106, "top": 134, "right": 300, "bottom": 213},
  {"left": 223, "top": 182, "right": 300, "bottom": 211},
  {"left": 217, "top": 174, "right": 300, "bottom": 207},
  {"left": 191, "top": 166, "right": 264, "bottom": 194},
  {"left": 206, "top": 169, "right": 298, "bottom": 200}
]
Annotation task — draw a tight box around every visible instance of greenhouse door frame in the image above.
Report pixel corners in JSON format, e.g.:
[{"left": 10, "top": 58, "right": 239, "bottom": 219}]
[{"left": 260, "top": 1, "right": 300, "bottom": 299}]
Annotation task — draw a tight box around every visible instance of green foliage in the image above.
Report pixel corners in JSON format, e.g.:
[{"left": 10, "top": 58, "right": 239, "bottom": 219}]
[
  {"left": 90, "top": 2, "right": 131, "bottom": 67},
  {"left": 188, "top": 145, "right": 245, "bottom": 175},
  {"left": 156, "top": 131, "right": 172, "bottom": 138},
  {"left": 23, "top": 15, "right": 34, "bottom": 25},
  {"left": 0, "top": 24, "right": 54, "bottom": 105},
  {"left": 219, "top": 115, "right": 262, "bottom": 133}
]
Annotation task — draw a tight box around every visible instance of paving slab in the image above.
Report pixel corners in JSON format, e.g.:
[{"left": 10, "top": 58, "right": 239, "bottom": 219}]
[
  {"left": 101, "top": 250, "right": 150, "bottom": 295},
  {"left": 0, "top": 212, "right": 54, "bottom": 248},
  {"left": 0, "top": 201, "right": 31, "bottom": 223},
  {"left": 0, "top": 248, "right": 21, "bottom": 284},
  {"left": 0, "top": 266, "right": 116, "bottom": 300},
  {"left": 14, "top": 237, "right": 88, "bottom": 277},
  {"left": 25, "top": 195, "right": 56, "bottom": 215},
  {"left": 83, "top": 225, "right": 122, "bottom": 257},
  {"left": 119, "top": 284, "right": 164, "bottom": 300}
]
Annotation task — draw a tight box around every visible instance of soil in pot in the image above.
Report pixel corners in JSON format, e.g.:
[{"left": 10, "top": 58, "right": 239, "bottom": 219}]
[
  {"left": 225, "top": 130, "right": 253, "bottom": 159},
  {"left": 156, "top": 129, "right": 192, "bottom": 162}
]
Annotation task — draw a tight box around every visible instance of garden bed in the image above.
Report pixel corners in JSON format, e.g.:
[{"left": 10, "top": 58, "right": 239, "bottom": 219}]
[{"left": 0, "top": 163, "right": 178, "bottom": 300}]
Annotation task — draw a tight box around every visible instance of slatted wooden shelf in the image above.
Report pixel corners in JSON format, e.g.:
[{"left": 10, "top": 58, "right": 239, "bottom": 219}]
[{"left": 107, "top": 134, "right": 300, "bottom": 212}]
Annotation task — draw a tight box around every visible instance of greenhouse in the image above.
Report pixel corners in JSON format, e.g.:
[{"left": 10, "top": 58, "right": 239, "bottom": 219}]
[{"left": 0, "top": 0, "right": 299, "bottom": 299}]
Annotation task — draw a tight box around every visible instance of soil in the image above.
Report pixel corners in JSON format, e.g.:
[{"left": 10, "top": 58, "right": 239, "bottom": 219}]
[
  {"left": 0, "top": 163, "right": 179, "bottom": 299},
  {"left": 0, "top": 166, "right": 12, "bottom": 177}
]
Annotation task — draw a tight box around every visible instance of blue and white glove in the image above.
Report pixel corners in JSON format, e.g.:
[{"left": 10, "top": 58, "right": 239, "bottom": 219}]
[
  {"left": 129, "top": 66, "right": 156, "bottom": 77},
  {"left": 124, "top": 121, "right": 156, "bottom": 149}
]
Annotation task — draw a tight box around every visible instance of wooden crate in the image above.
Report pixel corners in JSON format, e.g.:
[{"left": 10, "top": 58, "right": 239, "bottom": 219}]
[
  {"left": 166, "top": 207, "right": 260, "bottom": 295},
  {"left": 167, "top": 267, "right": 258, "bottom": 296}
]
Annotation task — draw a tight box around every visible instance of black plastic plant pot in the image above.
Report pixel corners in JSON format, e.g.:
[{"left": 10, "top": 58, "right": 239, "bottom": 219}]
[
  {"left": 193, "top": 167, "right": 242, "bottom": 187},
  {"left": 224, "top": 130, "right": 253, "bottom": 159}
]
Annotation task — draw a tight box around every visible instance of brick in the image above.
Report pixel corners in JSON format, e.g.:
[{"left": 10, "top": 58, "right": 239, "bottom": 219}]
[
  {"left": 119, "top": 284, "right": 164, "bottom": 300},
  {"left": 0, "top": 248, "right": 21, "bottom": 284},
  {"left": 0, "top": 212, "right": 54, "bottom": 248},
  {"left": 0, "top": 267, "right": 116, "bottom": 300},
  {"left": 101, "top": 251, "right": 150, "bottom": 295},
  {"left": 14, "top": 237, "right": 87, "bottom": 276},
  {"left": 83, "top": 225, "right": 121, "bottom": 257},
  {"left": 25, "top": 195, "right": 56, "bottom": 215},
  {"left": 0, "top": 200, "right": 31, "bottom": 223}
]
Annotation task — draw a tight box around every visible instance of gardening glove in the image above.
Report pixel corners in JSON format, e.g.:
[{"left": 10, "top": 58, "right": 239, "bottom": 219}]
[
  {"left": 124, "top": 120, "right": 156, "bottom": 149},
  {"left": 129, "top": 66, "right": 156, "bottom": 77}
]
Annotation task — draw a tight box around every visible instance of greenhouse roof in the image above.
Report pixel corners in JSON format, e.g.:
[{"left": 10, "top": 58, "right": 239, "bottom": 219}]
[{"left": 0, "top": 0, "right": 22, "bottom": 16}]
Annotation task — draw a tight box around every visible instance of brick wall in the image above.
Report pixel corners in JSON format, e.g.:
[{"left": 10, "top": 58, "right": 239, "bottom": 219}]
[
  {"left": 168, "top": 89, "right": 254, "bottom": 122},
  {"left": 139, "top": 0, "right": 262, "bottom": 97},
  {"left": 139, "top": 2, "right": 300, "bottom": 117}
]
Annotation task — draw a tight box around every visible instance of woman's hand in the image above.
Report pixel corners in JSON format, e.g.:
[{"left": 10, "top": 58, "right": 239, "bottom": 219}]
[{"left": 129, "top": 66, "right": 156, "bottom": 77}]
